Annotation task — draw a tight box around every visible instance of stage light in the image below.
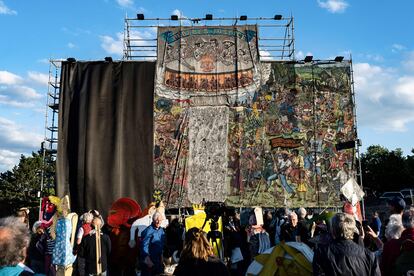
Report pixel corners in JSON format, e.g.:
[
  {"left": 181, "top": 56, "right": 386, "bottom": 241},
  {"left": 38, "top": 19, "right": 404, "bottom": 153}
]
[
  {"left": 171, "top": 15, "right": 179, "bottom": 20},
  {"left": 205, "top": 14, "right": 213, "bottom": 20},
  {"left": 240, "top": 15, "right": 247, "bottom": 21},
  {"left": 104, "top": 57, "right": 113, "bottom": 62},
  {"left": 137, "top": 13, "right": 144, "bottom": 20},
  {"left": 304, "top": 56, "right": 313, "bottom": 63},
  {"left": 334, "top": 56, "right": 344, "bottom": 62},
  {"left": 274, "top": 14, "right": 283, "bottom": 20},
  {"left": 66, "top": 57, "right": 76, "bottom": 63},
  {"left": 335, "top": 140, "right": 356, "bottom": 151}
]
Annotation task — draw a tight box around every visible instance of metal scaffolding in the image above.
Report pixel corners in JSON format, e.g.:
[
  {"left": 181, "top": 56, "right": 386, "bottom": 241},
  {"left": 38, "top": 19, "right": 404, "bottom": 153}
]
[
  {"left": 44, "top": 59, "right": 61, "bottom": 158},
  {"left": 123, "top": 14, "right": 295, "bottom": 61}
]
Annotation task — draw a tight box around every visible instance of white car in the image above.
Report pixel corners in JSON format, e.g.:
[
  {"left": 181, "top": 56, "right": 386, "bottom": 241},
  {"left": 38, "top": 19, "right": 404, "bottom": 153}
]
[
  {"left": 400, "top": 188, "right": 414, "bottom": 199},
  {"left": 379, "top": 191, "right": 404, "bottom": 200}
]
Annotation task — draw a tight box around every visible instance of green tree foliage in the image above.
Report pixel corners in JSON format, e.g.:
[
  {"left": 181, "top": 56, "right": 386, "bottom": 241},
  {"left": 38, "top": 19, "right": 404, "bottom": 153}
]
[
  {"left": 361, "top": 145, "right": 414, "bottom": 193},
  {"left": 0, "top": 150, "right": 55, "bottom": 217}
]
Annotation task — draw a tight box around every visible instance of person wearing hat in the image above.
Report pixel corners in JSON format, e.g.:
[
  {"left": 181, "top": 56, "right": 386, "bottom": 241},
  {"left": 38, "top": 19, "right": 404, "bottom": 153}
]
[
  {"left": 387, "top": 196, "right": 406, "bottom": 215},
  {"left": 26, "top": 221, "right": 46, "bottom": 275},
  {"left": 78, "top": 216, "right": 111, "bottom": 276}
]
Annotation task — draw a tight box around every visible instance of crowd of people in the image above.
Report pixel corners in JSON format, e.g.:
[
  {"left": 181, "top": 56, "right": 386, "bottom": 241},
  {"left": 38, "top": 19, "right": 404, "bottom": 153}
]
[{"left": 0, "top": 196, "right": 413, "bottom": 276}]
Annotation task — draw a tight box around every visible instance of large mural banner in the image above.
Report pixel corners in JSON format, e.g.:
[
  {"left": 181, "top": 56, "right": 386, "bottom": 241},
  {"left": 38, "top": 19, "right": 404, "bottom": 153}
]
[{"left": 154, "top": 25, "right": 356, "bottom": 208}]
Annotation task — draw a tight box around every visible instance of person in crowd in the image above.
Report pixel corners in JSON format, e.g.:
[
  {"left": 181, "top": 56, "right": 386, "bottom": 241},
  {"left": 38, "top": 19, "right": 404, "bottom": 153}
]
[
  {"left": 313, "top": 213, "right": 380, "bottom": 276},
  {"left": 274, "top": 208, "right": 288, "bottom": 245},
  {"left": 0, "top": 216, "right": 34, "bottom": 275},
  {"left": 393, "top": 208, "right": 414, "bottom": 275},
  {"left": 369, "top": 211, "right": 382, "bottom": 237},
  {"left": 140, "top": 211, "right": 166, "bottom": 276},
  {"left": 76, "top": 212, "right": 94, "bottom": 246},
  {"left": 296, "top": 207, "right": 310, "bottom": 244},
  {"left": 16, "top": 208, "right": 30, "bottom": 229},
  {"left": 74, "top": 212, "right": 94, "bottom": 276},
  {"left": 280, "top": 211, "right": 298, "bottom": 242},
  {"left": 263, "top": 210, "right": 276, "bottom": 245},
  {"left": 163, "top": 217, "right": 185, "bottom": 275},
  {"left": 26, "top": 221, "right": 46, "bottom": 275},
  {"left": 387, "top": 196, "right": 406, "bottom": 216},
  {"left": 173, "top": 227, "right": 229, "bottom": 276},
  {"left": 246, "top": 212, "right": 271, "bottom": 259},
  {"left": 78, "top": 216, "right": 111, "bottom": 276},
  {"left": 365, "top": 213, "right": 404, "bottom": 276}
]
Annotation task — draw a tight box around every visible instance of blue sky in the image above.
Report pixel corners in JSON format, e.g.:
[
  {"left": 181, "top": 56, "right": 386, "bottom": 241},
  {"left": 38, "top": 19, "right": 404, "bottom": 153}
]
[{"left": 0, "top": 0, "right": 413, "bottom": 171}]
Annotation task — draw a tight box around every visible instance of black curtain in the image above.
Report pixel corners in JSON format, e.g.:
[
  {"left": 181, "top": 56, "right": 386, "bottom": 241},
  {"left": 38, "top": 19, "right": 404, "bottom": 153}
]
[{"left": 57, "top": 61, "right": 155, "bottom": 216}]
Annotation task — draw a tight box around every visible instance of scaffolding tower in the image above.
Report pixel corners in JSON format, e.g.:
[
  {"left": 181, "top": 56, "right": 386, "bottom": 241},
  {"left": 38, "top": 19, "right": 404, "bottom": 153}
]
[
  {"left": 44, "top": 59, "right": 61, "bottom": 157},
  {"left": 123, "top": 14, "right": 295, "bottom": 61}
]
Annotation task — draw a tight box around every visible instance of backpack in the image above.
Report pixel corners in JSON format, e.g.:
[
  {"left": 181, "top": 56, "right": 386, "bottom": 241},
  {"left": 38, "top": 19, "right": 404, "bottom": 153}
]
[{"left": 393, "top": 239, "right": 414, "bottom": 275}]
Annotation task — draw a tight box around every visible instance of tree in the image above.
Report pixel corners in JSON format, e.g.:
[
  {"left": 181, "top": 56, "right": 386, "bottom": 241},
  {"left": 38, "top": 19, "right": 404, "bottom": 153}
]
[
  {"left": 0, "top": 150, "right": 55, "bottom": 217},
  {"left": 361, "top": 145, "right": 414, "bottom": 193}
]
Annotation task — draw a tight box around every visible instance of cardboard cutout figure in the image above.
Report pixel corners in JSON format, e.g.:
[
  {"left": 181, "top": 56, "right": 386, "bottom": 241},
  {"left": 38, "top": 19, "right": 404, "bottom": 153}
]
[{"left": 51, "top": 195, "right": 78, "bottom": 276}]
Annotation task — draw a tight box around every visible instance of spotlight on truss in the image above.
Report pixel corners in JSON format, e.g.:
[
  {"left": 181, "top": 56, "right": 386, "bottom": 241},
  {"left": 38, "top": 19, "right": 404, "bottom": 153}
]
[
  {"left": 304, "top": 56, "right": 313, "bottom": 63},
  {"left": 240, "top": 15, "right": 247, "bottom": 21},
  {"left": 137, "top": 13, "right": 144, "bottom": 20},
  {"left": 334, "top": 56, "right": 344, "bottom": 62},
  {"left": 274, "top": 14, "right": 283, "bottom": 20}
]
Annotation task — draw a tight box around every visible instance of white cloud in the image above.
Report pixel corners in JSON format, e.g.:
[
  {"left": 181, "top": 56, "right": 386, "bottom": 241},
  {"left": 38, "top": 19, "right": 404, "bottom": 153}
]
[
  {"left": 392, "top": 43, "right": 406, "bottom": 53},
  {"left": 0, "top": 95, "right": 35, "bottom": 108},
  {"left": 0, "top": 70, "right": 44, "bottom": 108},
  {"left": 0, "top": 85, "right": 42, "bottom": 100},
  {"left": 0, "top": 70, "right": 22, "bottom": 85},
  {"left": 0, "top": 117, "right": 43, "bottom": 150},
  {"left": 402, "top": 51, "right": 414, "bottom": 72},
  {"left": 12, "top": 85, "right": 42, "bottom": 99},
  {"left": 116, "top": 0, "right": 137, "bottom": 9},
  {"left": 0, "top": 1, "right": 17, "bottom": 15},
  {"left": 259, "top": 50, "right": 272, "bottom": 61},
  {"left": 363, "top": 54, "right": 384, "bottom": 62},
  {"left": 0, "top": 117, "right": 43, "bottom": 171},
  {"left": 354, "top": 62, "right": 414, "bottom": 132},
  {"left": 101, "top": 29, "right": 157, "bottom": 59},
  {"left": 100, "top": 33, "right": 124, "bottom": 56},
  {"left": 172, "top": 9, "right": 185, "bottom": 19},
  {"left": 28, "top": 71, "right": 49, "bottom": 86},
  {"left": 67, "top": 42, "right": 76, "bottom": 49},
  {"left": 0, "top": 149, "right": 21, "bottom": 171},
  {"left": 395, "top": 76, "right": 414, "bottom": 104},
  {"left": 295, "top": 51, "right": 313, "bottom": 60},
  {"left": 317, "top": 0, "right": 349, "bottom": 13}
]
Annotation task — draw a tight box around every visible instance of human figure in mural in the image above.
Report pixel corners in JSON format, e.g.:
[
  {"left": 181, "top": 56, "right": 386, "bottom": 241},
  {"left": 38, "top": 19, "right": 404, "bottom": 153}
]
[
  {"left": 296, "top": 170, "right": 307, "bottom": 201},
  {"left": 266, "top": 151, "right": 295, "bottom": 198},
  {"left": 279, "top": 88, "right": 299, "bottom": 132},
  {"left": 229, "top": 150, "right": 242, "bottom": 195},
  {"left": 289, "top": 149, "right": 304, "bottom": 184},
  {"left": 333, "top": 163, "right": 351, "bottom": 192}
]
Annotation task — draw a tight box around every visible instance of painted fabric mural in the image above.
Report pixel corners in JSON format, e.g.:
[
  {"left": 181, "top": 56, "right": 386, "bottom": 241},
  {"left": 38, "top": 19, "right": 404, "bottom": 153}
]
[
  {"left": 226, "top": 62, "right": 356, "bottom": 208},
  {"left": 154, "top": 25, "right": 262, "bottom": 206},
  {"left": 154, "top": 25, "right": 356, "bottom": 208}
]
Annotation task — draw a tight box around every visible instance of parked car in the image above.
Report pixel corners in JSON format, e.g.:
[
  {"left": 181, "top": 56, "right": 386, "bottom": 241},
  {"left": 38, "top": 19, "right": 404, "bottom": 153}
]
[
  {"left": 379, "top": 191, "right": 404, "bottom": 200},
  {"left": 400, "top": 188, "right": 414, "bottom": 199}
]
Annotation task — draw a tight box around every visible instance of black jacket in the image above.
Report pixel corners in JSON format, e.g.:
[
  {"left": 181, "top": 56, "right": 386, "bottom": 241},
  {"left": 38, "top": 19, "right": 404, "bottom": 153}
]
[
  {"left": 313, "top": 239, "right": 380, "bottom": 276},
  {"left": 78, "top": 232, "right": 111, "bottom": 275},
  {"left": 173, "top": 256, "right": 229, "bottom": 276}
]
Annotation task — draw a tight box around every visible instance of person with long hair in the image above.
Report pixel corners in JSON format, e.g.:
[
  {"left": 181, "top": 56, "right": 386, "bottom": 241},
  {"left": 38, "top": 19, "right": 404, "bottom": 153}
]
[{"left": 173, "top": 227, "right": 229, "bottom": 276}]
